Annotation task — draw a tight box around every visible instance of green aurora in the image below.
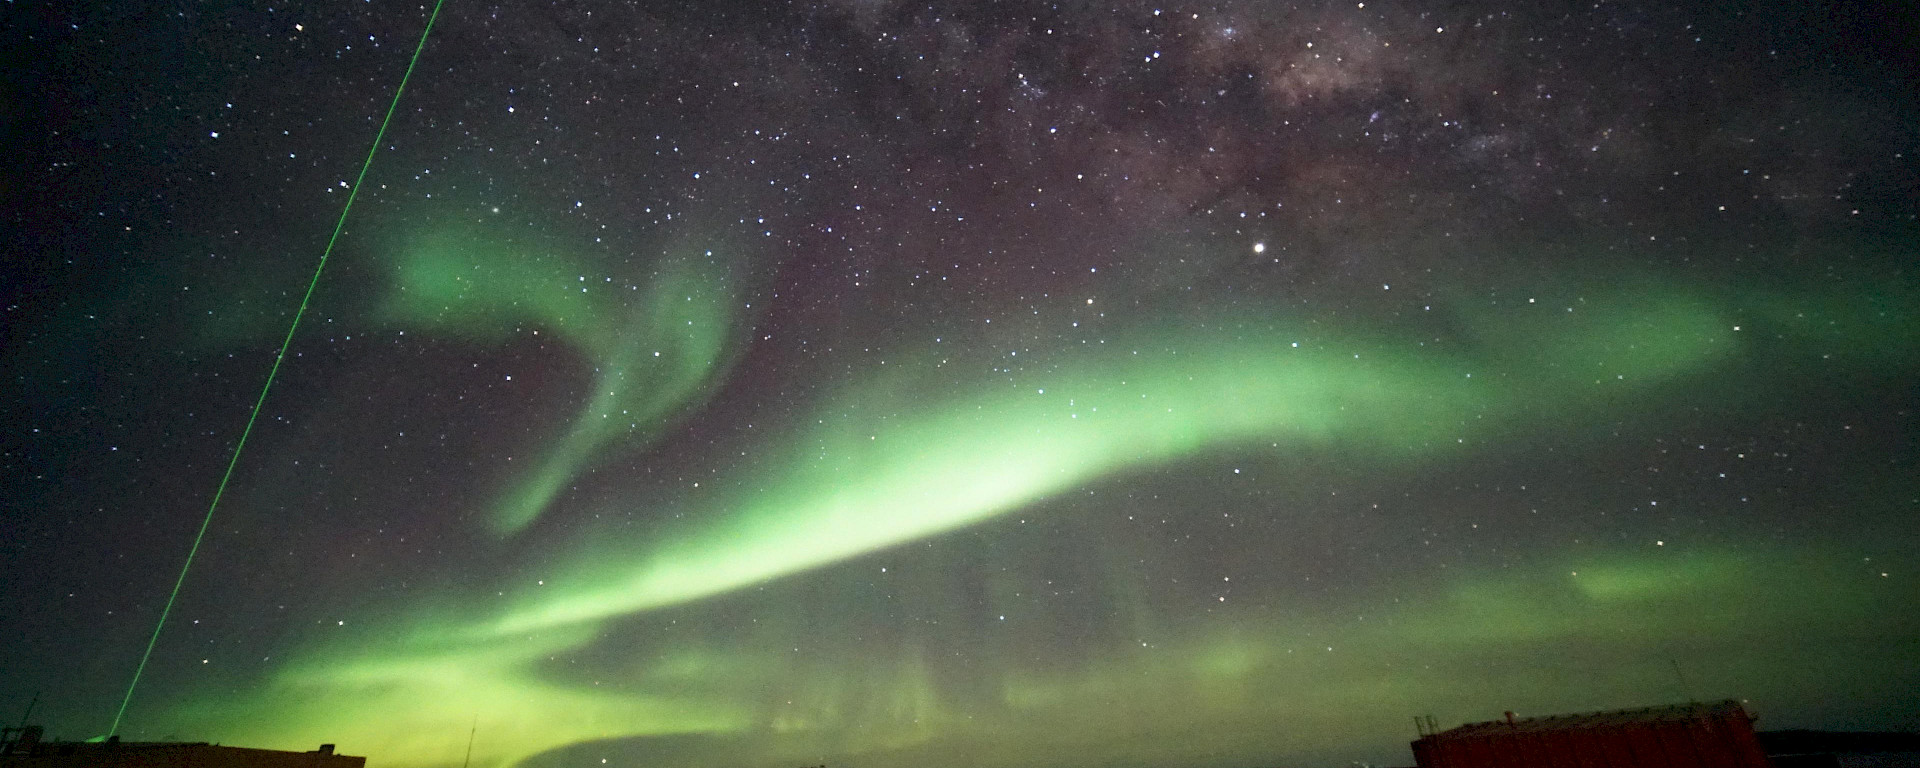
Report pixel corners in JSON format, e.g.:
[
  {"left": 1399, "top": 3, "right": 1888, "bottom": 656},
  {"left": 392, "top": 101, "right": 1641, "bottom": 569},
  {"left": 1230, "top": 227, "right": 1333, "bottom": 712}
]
[
  {"left": 380, "top": 225, "right": 750, "bottom": 535},
  {"left": 139, "top": 224, "right": 1918, "bottom": 768},
  {"left": 13, "top": 4, "right": 1919, "bottom": 767}
]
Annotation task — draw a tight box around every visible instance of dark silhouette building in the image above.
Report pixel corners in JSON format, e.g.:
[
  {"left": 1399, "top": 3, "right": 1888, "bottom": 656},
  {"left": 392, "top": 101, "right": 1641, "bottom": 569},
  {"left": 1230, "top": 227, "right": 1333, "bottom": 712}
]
[
  {"left": 1, "top": 727, "right": 365, "bottom": 768},
  {"left": 1410, "top": 700, "right": 1773, "bottom": 768}
]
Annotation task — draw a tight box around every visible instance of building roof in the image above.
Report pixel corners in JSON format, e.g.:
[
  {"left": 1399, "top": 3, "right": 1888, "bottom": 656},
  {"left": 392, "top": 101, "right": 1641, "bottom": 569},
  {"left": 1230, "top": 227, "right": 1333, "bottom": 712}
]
[{"left": 1429, "top": 700, "right": 1753, "bottom": 740}]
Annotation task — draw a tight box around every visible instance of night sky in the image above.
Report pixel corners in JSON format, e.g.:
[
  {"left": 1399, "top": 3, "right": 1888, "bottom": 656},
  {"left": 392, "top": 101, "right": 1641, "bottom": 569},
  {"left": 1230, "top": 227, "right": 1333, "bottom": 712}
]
[{"left": 4, "top": 1, "right": 1918, "bottom": 767}]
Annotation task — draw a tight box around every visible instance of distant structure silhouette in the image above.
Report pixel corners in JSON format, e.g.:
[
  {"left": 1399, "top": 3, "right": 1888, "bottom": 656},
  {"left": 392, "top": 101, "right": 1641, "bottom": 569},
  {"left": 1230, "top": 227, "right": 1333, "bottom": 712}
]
[
  {"left": 1, "top": 726, "right": 365, "bottom": 768},
  {"left": 1410, "top": 700, "right": 1771, "bottom": 768}
]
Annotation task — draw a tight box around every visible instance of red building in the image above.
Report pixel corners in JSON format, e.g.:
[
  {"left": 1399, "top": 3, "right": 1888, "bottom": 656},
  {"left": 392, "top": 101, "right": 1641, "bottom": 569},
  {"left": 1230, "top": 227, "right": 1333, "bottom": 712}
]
[
  {"left": 1, "top": 727, "right": 366, "bottom": 768},
  {"left": 1411, "top": 700, "right": 1774, "bottom": 768}
]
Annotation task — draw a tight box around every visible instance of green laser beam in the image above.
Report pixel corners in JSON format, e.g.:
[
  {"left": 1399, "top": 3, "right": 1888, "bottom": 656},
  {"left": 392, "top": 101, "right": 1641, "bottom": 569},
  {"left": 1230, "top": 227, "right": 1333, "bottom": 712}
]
[{"left": 108, "top": 0, "right": 448, "bottom": 737}]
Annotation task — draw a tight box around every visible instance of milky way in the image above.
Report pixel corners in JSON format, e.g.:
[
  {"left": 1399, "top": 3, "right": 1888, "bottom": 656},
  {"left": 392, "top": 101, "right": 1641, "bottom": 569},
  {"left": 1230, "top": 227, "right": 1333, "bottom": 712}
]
[{"left": 4, "top": 1, "right": 1917, "bottom": 767}]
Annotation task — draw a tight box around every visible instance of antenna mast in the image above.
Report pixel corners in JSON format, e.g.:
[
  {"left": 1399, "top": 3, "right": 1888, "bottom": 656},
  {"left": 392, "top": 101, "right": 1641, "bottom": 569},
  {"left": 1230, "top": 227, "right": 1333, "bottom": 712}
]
[{"left": 463, "top": 715, "right": 478, "bottom": 768}]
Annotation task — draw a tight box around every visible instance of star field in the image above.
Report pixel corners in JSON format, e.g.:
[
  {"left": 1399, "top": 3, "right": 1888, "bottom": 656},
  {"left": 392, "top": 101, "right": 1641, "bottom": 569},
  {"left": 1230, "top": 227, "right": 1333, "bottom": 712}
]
[{"left": 3, "top": 1, "right": 1917, "bottom": 767}]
